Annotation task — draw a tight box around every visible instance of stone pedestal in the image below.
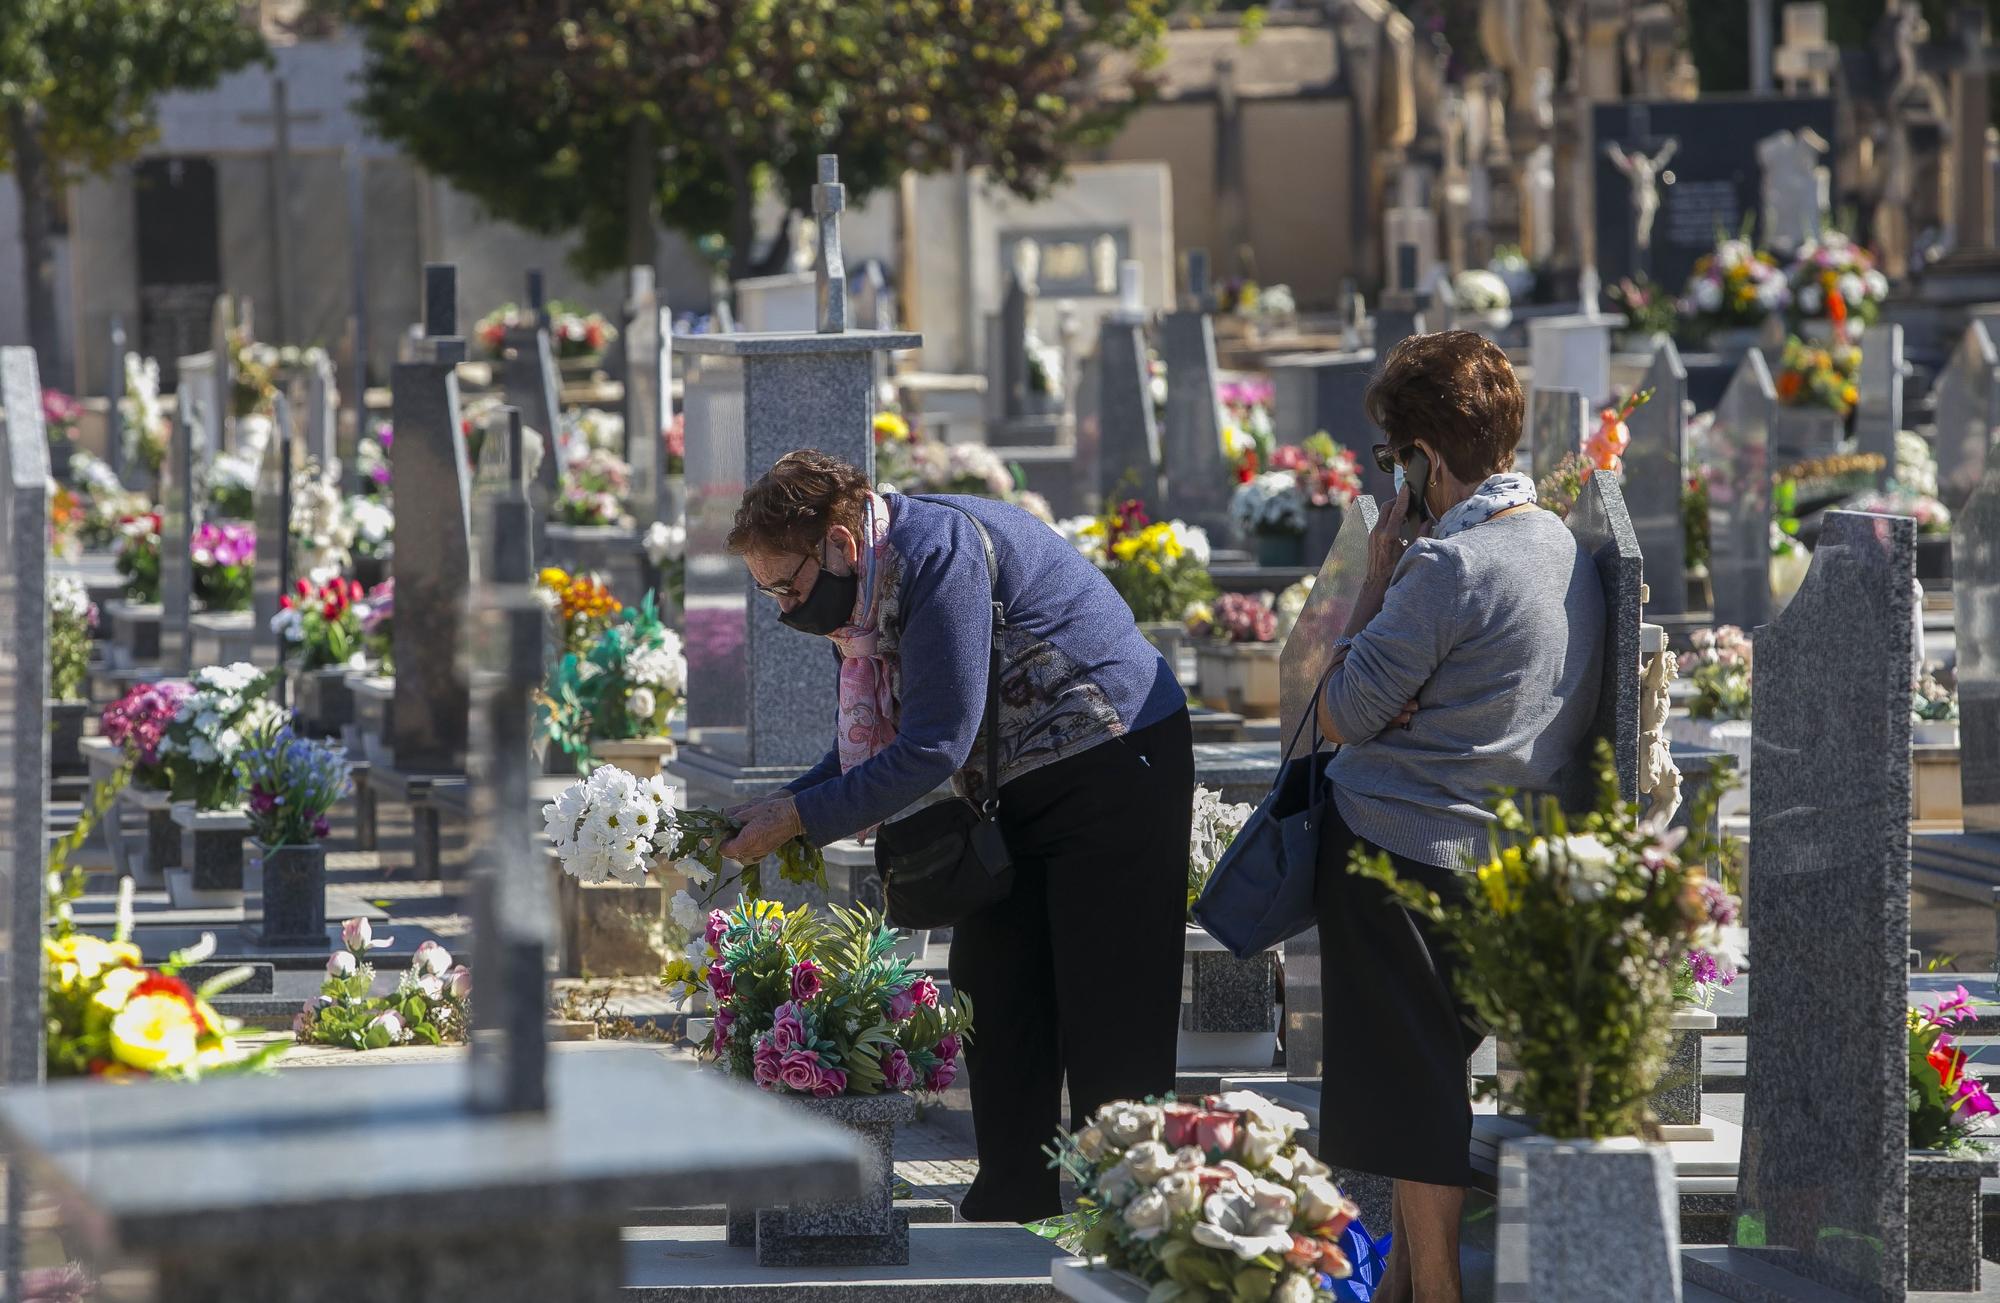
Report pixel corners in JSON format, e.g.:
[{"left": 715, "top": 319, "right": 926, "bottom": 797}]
[
  {"left": 1195, "top": 642, "right": 1281, "bottom": 718},
  {"left": 131, "top": 786, "right": 179, "bottom": 885},
  {"left": 170, "top": 803, "right": 250, "bottom": 903},
  {"left": 47, "top": 700, "right": 87, "bottom": 778},
  {"left": 347, "top": 673, "right": 396, "bottom": 765},
  {"left": 189, "top": 609, "right": 256, "bottom": 668},
  {"left": 728, "top": 1093, "right": 916, "bottom": 1268},
  {"left": 1651, "top": 1008, "right": 1716, "bottom": 1127},
  {"left": 1496, "top": 1136, "right": 1680, "bottom": 1302},
  {"left": 104, "top": 600, "right": 161, "bottom": 669},
  {"left": 588, "top": 736, "right": 678, "bottom": 780},
  {"left": 376, "top": 768, "right": 466, "bottom": 881},
  {"left": 242, "top": 839, "right": 328, "bottom": 947},
  {"left": 1907, "top": 1152, "right": 1998, "bottom": 1292},
  {"left": 550, "top": 848, "right": 669, "bottom": 979},
  {"left": 1178, "top": 928, "right": 1280, "bottom": 1071},
  {"left": 292, "top": 665, "right": 355, "bottom": 740}
]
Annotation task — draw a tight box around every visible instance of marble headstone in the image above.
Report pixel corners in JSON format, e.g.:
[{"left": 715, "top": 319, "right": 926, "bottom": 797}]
[
  {"left": 388, "top": 266, "right": 473, "bottom": 774},
  {"left": 1853, "top": 321, "right": 1903, "bottom": 489},
  {"left": 1159, "top": 310, "right": 1234, "bottom": 536},
  {"left": 1274, "top": 496, "right": 1380, "bottom": 1143},
  {"left": 1623, "top": 341, "right": 1690, "bottom": 616},
  {"left": 1934, "top": 320, "right": 2000, "bottom": 508},
  {"left": 1687, "top": 511, "right": 1915, "bottom": 1301},
  {"left": 1529, "top": 388, "right": 1588, "bottom": 484},
  {"left": 1562, "top": 473, "right": 1644, "bottom": 805},
  {"left": 1705, "top": 351, "right": 1777, "bottom": 630},
  {"left": 1096, "top": 314, "right": 1163, "bottom": 508},
  {"left": 0, "top": 347, "right": 49, "bottom": 1296},
  {"left": 161, "top": 354, "right": 209, "bottom": 677}
]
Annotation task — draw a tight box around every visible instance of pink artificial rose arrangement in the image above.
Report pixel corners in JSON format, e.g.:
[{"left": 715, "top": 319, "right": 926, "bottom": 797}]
[
  {"left": 101, "top": 680, "right": 193, "bottom": 789},
  {"left": 698, "top": 901, "right": 971, "bottom": 1100}
]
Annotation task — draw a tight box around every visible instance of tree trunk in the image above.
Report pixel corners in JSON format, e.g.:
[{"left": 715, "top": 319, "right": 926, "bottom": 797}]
[
  {"left": 7, "top": 101, "right": 60, "bottom": 381},
  {"left": 625, "top": 116, "right": 658, "bottom": 273}
]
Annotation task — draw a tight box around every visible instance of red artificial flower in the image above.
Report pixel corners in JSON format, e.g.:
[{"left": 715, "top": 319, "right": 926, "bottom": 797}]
[{"left": 1932, "top": 1038, "right": 1966, "bottom": 1091}]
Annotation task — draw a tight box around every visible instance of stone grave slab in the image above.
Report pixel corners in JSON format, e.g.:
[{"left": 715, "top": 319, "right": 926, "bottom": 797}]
[
  {"left": 1939, "top": 321, "right": 2000, "bottom": 508},
  {"left": 1264, "top": 351, "right": 1395, "bottom": 505},
  {"left": 1529, "top": 387, "right": 1587, "bottom": 484},
  {"left": 1625, "top": 340, "right": 1690, "bottom": 616},
  {"left": 1095, "top": 313, "right": 1161, "bottom": 508},
  {"left": 1528, "top": 318, "right": 1612, "bottom": 409},
  {"left": 1705, "top": 351, "right": 1777, "bottom": 631},
  {"left": 1855, "top": 322, "right": 1904, "bottom": 490},
  {"left": 1159, "top": 310, "right": 1233, "bottom": 536}
]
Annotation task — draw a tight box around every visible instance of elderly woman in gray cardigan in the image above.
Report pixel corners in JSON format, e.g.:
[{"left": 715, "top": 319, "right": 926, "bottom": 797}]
[{"left": 1311, "top": 332, "right": 1605, "bottom": 1303}]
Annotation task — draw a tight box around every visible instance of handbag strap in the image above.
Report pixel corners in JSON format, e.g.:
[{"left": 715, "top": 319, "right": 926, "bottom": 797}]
[{"left": 915, "top": 496, "right": 1005, "bottom": 814}]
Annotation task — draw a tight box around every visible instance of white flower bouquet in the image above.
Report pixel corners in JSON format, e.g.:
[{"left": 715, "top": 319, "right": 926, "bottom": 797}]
[
  {"left": 1230, "top": 471, "right": 1309, "bottom": 539},
  {"left": 1051, "top": 1091, "right": 1368, "bottom": 1302},
  {"left": 157, "top": 663, "right": 285, "bottom": 810}
]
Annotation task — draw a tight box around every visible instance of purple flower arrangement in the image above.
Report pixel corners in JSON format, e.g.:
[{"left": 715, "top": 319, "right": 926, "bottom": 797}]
[
  {"left": 101, "top": 680, "right": 193, "bottom": 788},
  {"left": 698, "top": 902, "right": 972, "bottom": 1099},
  {"left": 240, "top": 722, "right": 350, "bottom": 847},
  {"left": 191, "top": 521, "right": 255, "bottom": 611}
]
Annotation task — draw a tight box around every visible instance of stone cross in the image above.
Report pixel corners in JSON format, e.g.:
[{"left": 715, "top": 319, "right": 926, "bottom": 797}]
[
  {"left": 0, "top": 346, "right": 50, "bottom": 1298},
  {"left": 997, "top": 273, "right": 1034, "bottom": 421},
  {"left": 388, "top": 265, "right": 473, "bottom": 774},
  {"left": 1706, "top": 350, "right": 1777, "bottom": 630},
  {"left": 465, "top": 405, "right": 549, "bottom": 1114},
  {"left": 1623, "top": 341, "right": 1690, "bottom": 617},
  {"left": 813, "top": 154, "right": 848, "bottom": 335},
  {"left": 250, "top": 392, "right": 295, "bottom": 681},
  {"left": 1530, "top": 387, "right": 1588, "bottom": 484},
  {"left": 1685, "top": 511, "right": 1916, "bottom": 1301},
  {"left": 1854, "top": 321, "right": 1905, "bottom": 489},
  {"left": 1935, "top": 320, "right": 2000, "bottom": 507},
  {"left": 161, "top": 353, "right": 207, "bottom": 676},
  {"left": 1774, "top": 1, "right": 1840, "bottom": 93}
]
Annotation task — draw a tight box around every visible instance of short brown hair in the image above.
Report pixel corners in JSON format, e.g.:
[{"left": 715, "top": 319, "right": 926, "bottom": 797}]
[
  {"left": 727, "top": 450, "right": 871, "bottom": 555},
  {"left": 1364, "top": 330, "right": 1524, "bottom": 483}
]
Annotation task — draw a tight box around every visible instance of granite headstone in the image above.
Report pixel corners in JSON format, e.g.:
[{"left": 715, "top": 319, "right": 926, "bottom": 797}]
[
  {"left": 1705, "top": 351, "right": 1777, "bottom": 630},
  {"left": 1097, "top": 313, "right": 1163, "bottom": 508},
  {"left": 1934, "top": 320, "right": 2000, "bottom": 508},
  {"left": 1853, "top": 322, "right": 1903, "bottom": 489},
  {"left": 499, "top": 272, "right": 562, "bottom": 526},
  {"left": 1530, "top": 388, "right": 1588, "bottom": 484},
  {"left": 1265, "top": 352, "right": 1395, "bottom": 504},
  {"left": 1160, "top": 310, "right": 1234, "bottom": 536},
  {"left": 1685, "top": 511, "right": 1915, "bottom": 1301},
  {"left": 250, "top": 393, "right": 295, "bottom": 675},
  {"left": 1563, "top": 473, "right": 1645, "bottom": 805},
  {"left": 1624, "top": 341, "right": 1690, "bottom": 616},
  {"left": 161, "top": 353, "right": 208, "bottom": 676},
  {"left": 388, "top": 266, "right": 472, "bottom": 774}
]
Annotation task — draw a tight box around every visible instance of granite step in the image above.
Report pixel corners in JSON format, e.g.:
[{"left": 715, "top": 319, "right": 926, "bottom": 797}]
[{"left": 620, "top": 1222, "right": 1063, "bottom": 1300}]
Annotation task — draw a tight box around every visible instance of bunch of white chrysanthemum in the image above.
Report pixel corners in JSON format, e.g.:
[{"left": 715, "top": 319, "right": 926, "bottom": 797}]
[{"left": 541, "top": 765, "right": 676, "bottom": 885}]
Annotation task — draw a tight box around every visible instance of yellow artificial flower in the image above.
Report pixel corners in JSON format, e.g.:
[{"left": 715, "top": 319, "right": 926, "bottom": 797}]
[
  {"left": 46, "top": 935, "right": 140, "bottom": 987},
  {"left": 92, "top": 966, "right": 148, "bottom": 1014},
  {"left": 747, "top": 900, "right": 784, "bottom": 923},
  {"left": 873, "top": 411, "right": 911, "bottom": 443},
  {"left": 1477, "top": 858, "right": 1516, "bottom": 916},
  {"left": 109, "top": 994, "right": 200, "bottom": 1073},
  {"left": 1111, "top": 536, "right": 1144, "bottom": 563},
  {"left": 538, "top": 567, "right": 570, "bottom": 590}
]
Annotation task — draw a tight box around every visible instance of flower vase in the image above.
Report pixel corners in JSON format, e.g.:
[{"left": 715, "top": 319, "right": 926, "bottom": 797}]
[
  {"left": 104, "top": 600, "right": 161, "bottom": 670},
  {"left": 130, "top": 786, "right": 179, "bottom": 885},
  {"left": 169, "top": 803, "right": 251, "bottom": 906},
  {"left": 291, "top": 666, "right": 356, "bottom": 741},
  {"left": 242, "top": 839, "right": 328, "bottom": 947},
  {"left": 1495, "top": 1136, "right": 1680, "bottom": 1302},
  {"left": 47, "top": 700, "right": 88, "bottom": 779},
  {"left": 557, "top": 356, "right": 601, "bottom": 385},
  {"left": 1255, "top": 531, "right": 1306, "bottom": 568},
  {"left": 1177, "top": 927, "right": 1280, "bottom": 1070},
  {"left": 726, "top": 1093, "right": 916, "bottom": 1267},
  {"left": 587, "top": 736, "right": 678, "bottom": 780},
  {"left": 1908, "top": 1151, "right": 2000, "bottom": 1292},
  {"left": 346, "top": 673, "right": 396, "bottom": 766}
]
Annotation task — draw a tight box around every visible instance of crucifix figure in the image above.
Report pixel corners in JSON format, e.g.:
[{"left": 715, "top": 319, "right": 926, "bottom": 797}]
[
  {"left": 813, "top": 156, "right": 848, "bottom": 334},
  {"left": 1605, "top": 137, "right": 1679, "bottom": 253}
]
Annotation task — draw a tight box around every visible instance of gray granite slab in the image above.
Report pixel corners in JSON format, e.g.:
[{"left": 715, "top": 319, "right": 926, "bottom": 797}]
[
  {"left": 1706, "top": 350, "right": 1777, "bottom": 631},
  {"left": 1095, "top": 317, "right": 1162, "bottom": 508},
  {"left": 1854, "top": 322, "right": 1904, "bottom": 491},
  {"left": 1185, "top": 950, "right": 1278, "bottom": 1034},
  {"left": 623, "top": 265, "right": 671, "bottom": 542},
  {"left": 677, "top": 331, "right": 922, "bottom": 357},
  {"left": 0, "top": 346, "right": 49, "bottom": 1093},
  {"left": 1625, "top": 340, "right": 1690, "bottom": 616},
  {"left": 249, "top": 393, "right": 293, "bottom": 673},
  {"left": 0, "top": 1046, "right": 869, "bottom": 1255},
  {"left": 1728, "top": 510, "right": 1916, "bottom": 1300},
  {"left": 621, "top": 1222, "right": 1063, "bottom": 1301},
  {"left": 161, "top": 352, "right": 205, "bottom": 675},
  {"left": 1938, "top": 321, "right": 2000, "bottom": 508},
  {"left": 1529, "top": 387, "right": 1587, "bottom": 484},
  {"left": 1957, "top": 454, "right": 2000, "bottom": 834}
]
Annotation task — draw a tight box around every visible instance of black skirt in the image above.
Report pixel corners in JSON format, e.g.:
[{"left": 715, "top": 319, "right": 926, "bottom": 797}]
[{"left": 1312, "top": 801, "right": 1487, "bottom": 1188}]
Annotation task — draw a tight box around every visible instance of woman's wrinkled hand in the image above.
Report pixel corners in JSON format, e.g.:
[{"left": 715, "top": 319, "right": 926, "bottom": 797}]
[
  {"left": 1366, "top": 485, "right": 1427, "bottom": 585},
  {"left": 721, "top": 796, "right": 804, "bottom": 863}
]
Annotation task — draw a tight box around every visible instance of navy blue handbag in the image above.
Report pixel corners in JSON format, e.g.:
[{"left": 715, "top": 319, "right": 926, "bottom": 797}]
[{"left": 1190, "top": 684, "right": 1335, "bottom": 960}]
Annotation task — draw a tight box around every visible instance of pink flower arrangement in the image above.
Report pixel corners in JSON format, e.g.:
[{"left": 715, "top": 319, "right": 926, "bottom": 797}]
[
  {"left": 101, "top": 680, "right": 192, "bottom": 784},
  {"left": 698, "top": 902, "right": 972, "bottom": 1100},
  {"left": 1210, "top": 591, "right": 1278, "bottom": 644},
  {"left": 41, "top": 389, "right": 81, "bottom": 437},
  {"left": 191, "top": 520, "right": 254, "bottom": 569}
]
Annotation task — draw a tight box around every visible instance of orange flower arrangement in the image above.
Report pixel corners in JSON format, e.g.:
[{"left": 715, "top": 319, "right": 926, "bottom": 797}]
[{"left": 538, "top": 567, "right": 621, "bottom": 655}]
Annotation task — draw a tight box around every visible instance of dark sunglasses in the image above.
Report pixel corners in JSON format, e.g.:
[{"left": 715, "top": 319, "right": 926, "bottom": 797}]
[
  {"left": 754, "top": 548, "right": 819, "bottom": 600},
  {"left": 1371, "top": 443, "right": 1407, "bottom": 476}
]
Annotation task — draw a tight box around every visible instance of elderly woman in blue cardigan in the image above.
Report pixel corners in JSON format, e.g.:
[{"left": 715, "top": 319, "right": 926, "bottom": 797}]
[{"left": 719, "top": 449, "right": 1194, "bottom": 1222}]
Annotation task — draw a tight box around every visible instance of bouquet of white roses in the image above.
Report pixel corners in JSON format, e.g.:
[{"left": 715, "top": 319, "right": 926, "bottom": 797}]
[
  {"left": 157, "top": 663, "right": 285, "bottom": 810},
  {"left": 1052, "top": 1091, "right": 1368, "bottom": 1303}
]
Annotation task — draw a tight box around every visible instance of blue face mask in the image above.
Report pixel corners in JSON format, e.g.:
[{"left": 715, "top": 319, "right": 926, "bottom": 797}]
[{"left": 1393, "top": 463, "right": 1407, "bottom": 498}]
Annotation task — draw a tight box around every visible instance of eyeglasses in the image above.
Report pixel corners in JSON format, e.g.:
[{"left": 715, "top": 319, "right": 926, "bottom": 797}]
[
  {"left": 1371, "top": 443, "right": 1405, "bottom": 476},
  {"left": 754, "top": 549, "right": 819, "bottom": 600}
]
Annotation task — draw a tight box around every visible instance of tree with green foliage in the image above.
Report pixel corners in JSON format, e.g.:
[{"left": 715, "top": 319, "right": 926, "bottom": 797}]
[
  {"left": 0, "top": 0, "right": 266, "bottom": 375},
  {"left": 327, "top": 0, "right": 1179, "bottom": 278}
]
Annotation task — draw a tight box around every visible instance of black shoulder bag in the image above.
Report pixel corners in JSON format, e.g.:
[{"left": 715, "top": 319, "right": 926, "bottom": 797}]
[{"left": 873, "top": 501, "right": 1014, "bottom": 929}]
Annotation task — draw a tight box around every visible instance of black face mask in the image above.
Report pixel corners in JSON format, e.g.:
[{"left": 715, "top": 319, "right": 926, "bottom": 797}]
[{"left": 776, "top": 554, "right": 859, "bottom": 637}]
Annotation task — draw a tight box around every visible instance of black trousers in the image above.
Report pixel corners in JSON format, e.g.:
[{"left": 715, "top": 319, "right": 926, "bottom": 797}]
[{"left": 948, "top": 708, "right": 1194, "bottom": 1222}]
